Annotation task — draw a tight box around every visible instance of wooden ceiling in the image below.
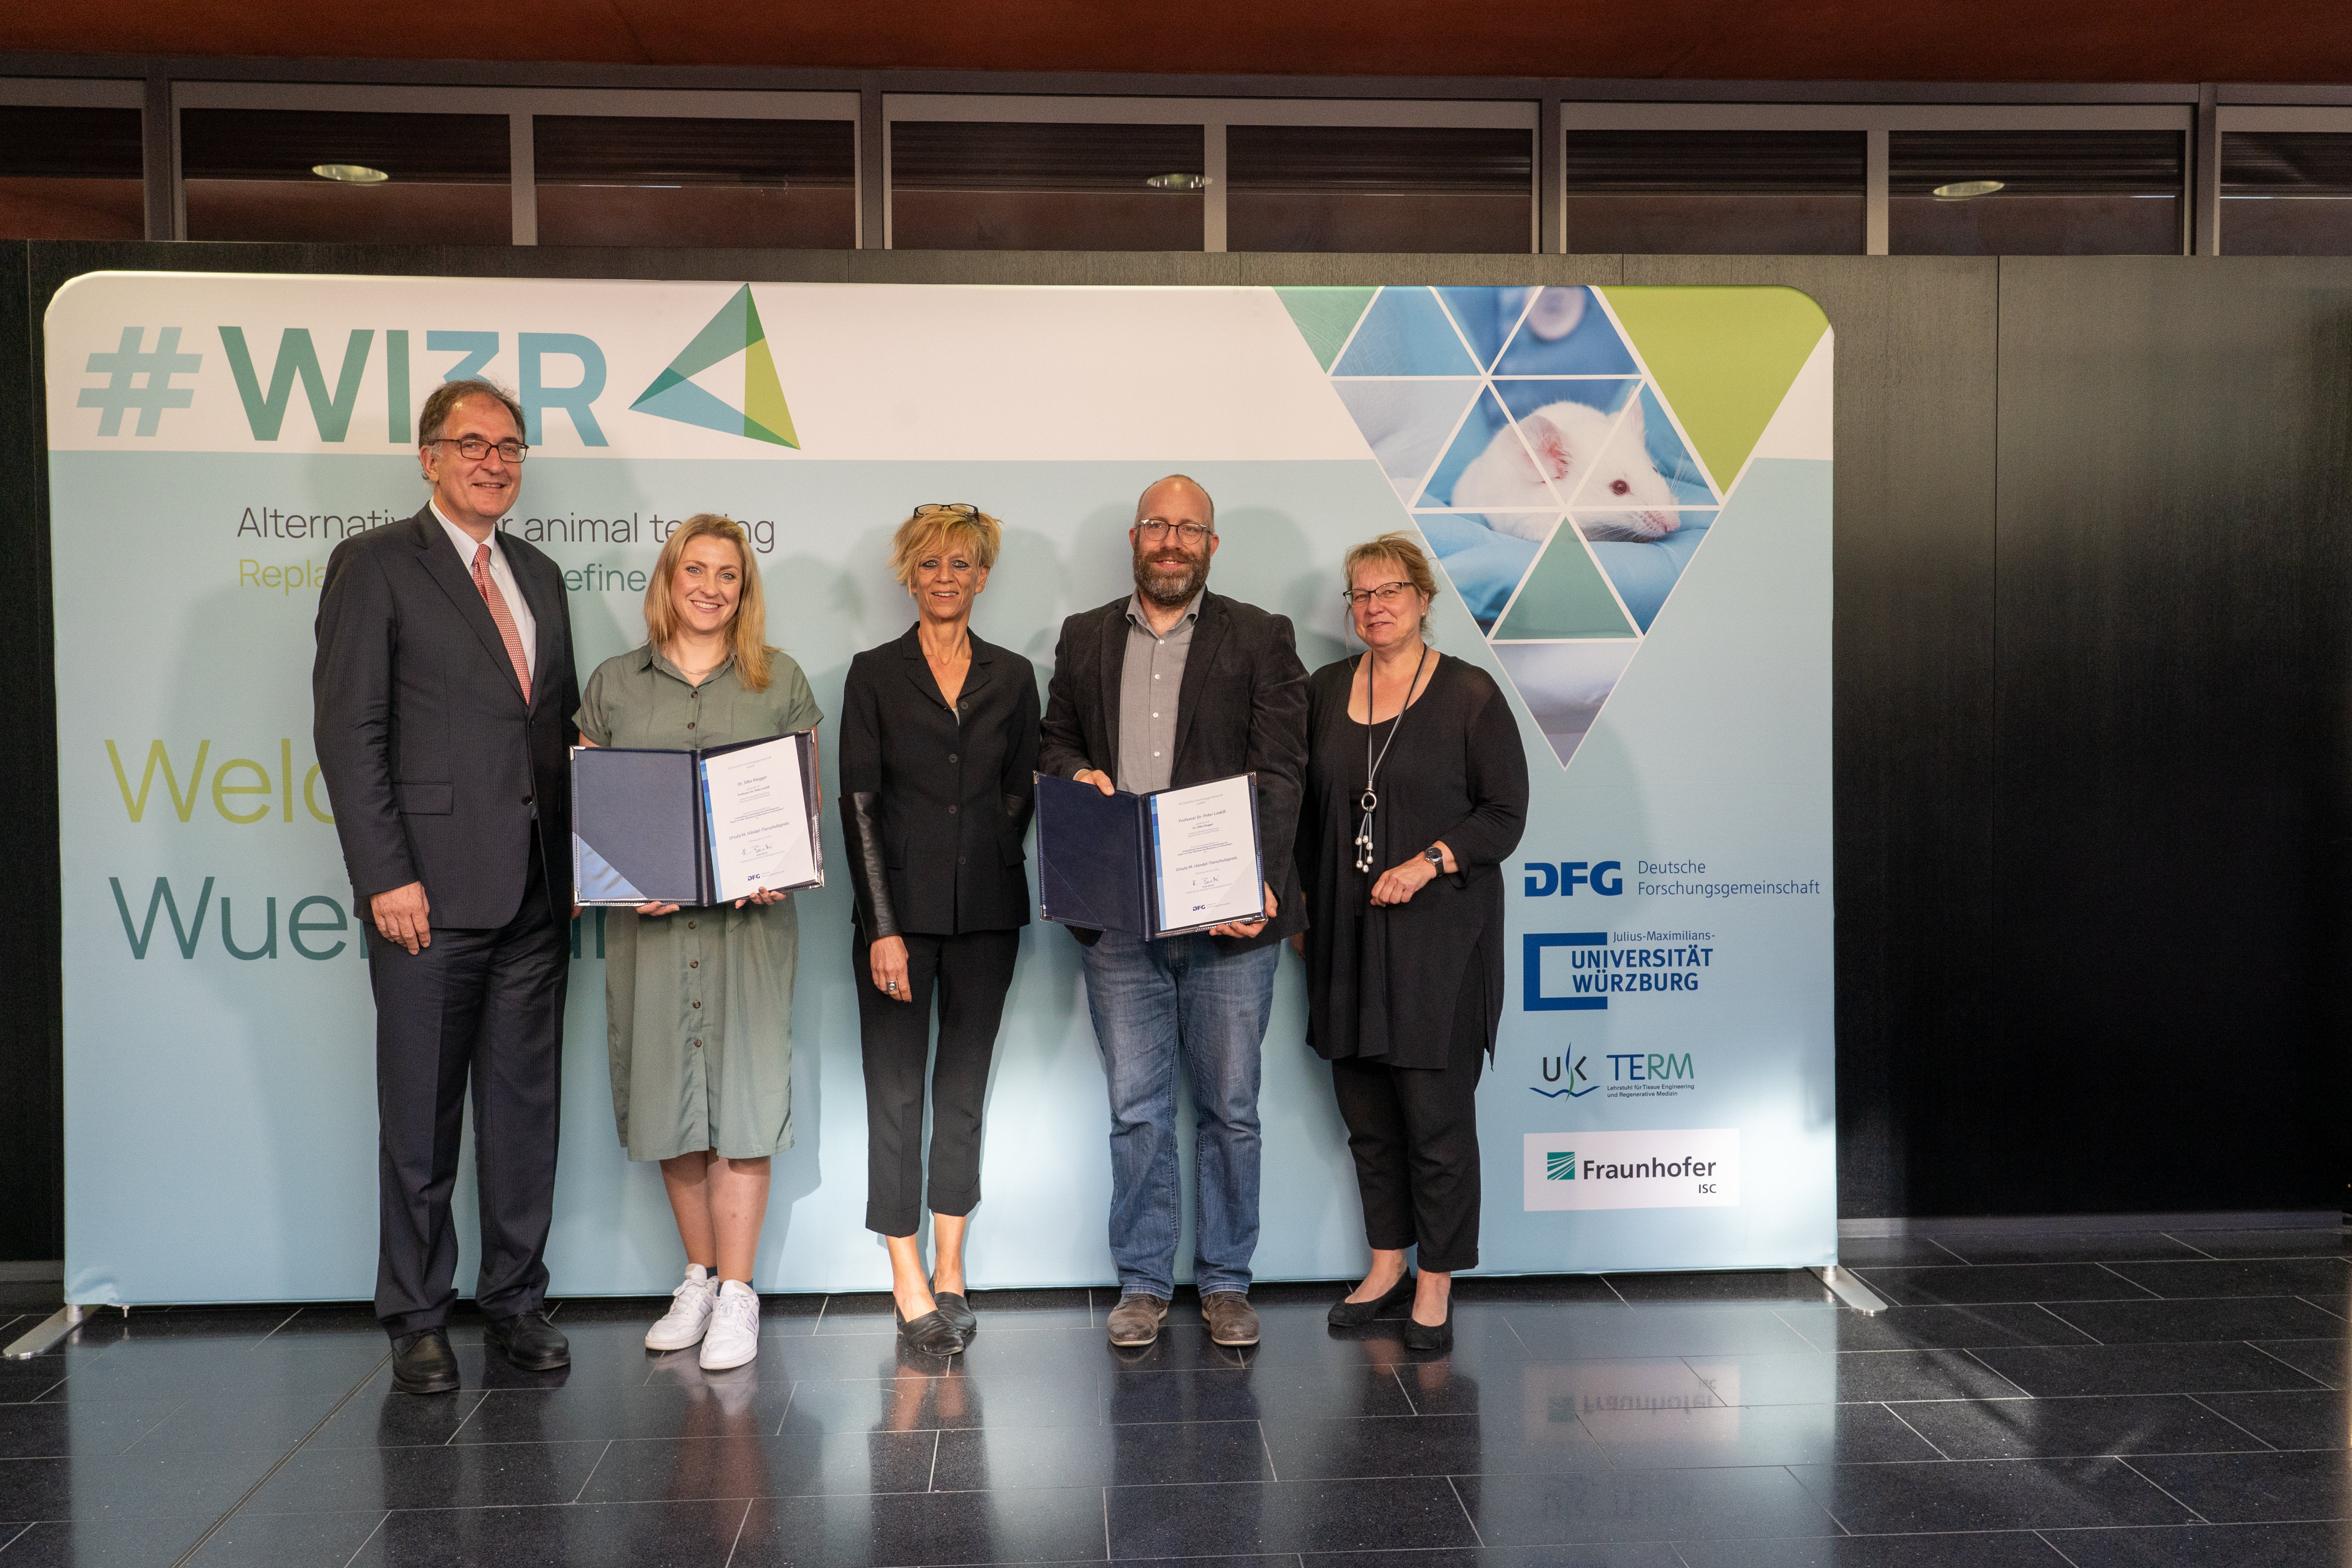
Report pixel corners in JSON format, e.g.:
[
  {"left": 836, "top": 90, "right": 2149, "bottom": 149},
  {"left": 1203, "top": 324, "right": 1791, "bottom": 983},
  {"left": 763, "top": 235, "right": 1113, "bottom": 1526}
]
[{"left": 2, "top": 0, "right": 2346, "bottom": 84}]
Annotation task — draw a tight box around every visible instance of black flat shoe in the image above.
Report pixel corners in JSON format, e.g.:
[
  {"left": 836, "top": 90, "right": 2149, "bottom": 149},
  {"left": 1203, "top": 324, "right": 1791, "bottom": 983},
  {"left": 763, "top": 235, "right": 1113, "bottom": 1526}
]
[
  {"left": 484, "top": 1310, "right": 570, "bottom": 1371},
  {"left": 1401, "top": 1302, "right": 1454, "bottom": 1353},
  {"left": 390, "top": 1327, "right": 460, "bottom": 1395},
  {"left": 1328, "top": 1271, "right": 1416, "bottom": 1328},
  {"left": 931, "top": 1287, "right": 977, "bottom": 1339},
  {"left": 895, "top": 1304, "right": 964, "bottom": 1356}
]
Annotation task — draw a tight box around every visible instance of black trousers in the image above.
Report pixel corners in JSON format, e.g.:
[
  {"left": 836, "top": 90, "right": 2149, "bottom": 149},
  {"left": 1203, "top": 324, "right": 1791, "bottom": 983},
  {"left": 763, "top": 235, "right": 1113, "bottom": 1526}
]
[
  {"left": 367, "top": 841, "right": 568, "bottom": 1338},
  {"left": 1330, "top": 967, "right": 1486, "bottom": 1274},
  {"left": 854, "top": 927, "right": 1021, "bottom": 1237}
]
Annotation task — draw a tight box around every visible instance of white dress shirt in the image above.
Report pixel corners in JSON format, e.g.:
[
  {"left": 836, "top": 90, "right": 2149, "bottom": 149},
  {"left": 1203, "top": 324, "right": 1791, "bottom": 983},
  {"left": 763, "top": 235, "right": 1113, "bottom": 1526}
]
[{"left": 432, "top": 502, "right": 537, "bottom": 680}]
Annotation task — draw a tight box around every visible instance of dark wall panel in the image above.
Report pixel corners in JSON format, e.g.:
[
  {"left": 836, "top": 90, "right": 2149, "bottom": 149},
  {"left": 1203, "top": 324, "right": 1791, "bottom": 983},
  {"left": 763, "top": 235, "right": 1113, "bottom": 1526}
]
[
  {"left": 1625, "top": 256, "right": 2001, "bottom": 1221},
  {"left": 1983, "top": 257, "right": 2352, "bottom": 1216},
  {"left": 0, "top": 240, "right": 62, "bottom": 1262}
]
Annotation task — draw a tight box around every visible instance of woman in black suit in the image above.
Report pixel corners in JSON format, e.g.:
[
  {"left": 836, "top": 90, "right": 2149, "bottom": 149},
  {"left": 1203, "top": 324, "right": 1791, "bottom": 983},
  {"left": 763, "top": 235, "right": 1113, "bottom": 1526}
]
[{"left": 840, "top": 503, "right": 1039, "bottom": 1355}]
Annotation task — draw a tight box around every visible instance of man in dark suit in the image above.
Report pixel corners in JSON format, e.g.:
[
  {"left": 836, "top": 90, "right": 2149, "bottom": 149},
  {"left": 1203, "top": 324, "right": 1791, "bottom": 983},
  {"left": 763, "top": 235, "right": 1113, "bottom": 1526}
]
[
  {"left": 313, "top": 378, "right": 579, "bottom": 1394},
  {"left": 1040, "top": 474, "right": 1308, "bottom": 1350}
]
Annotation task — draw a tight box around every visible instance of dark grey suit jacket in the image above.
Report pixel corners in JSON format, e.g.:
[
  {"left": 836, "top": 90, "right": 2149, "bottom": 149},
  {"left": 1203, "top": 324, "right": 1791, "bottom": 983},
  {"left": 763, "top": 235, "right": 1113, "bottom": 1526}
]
[
  {"left": 1038, "top": 590, "right": 1308, "bottom": 952},
  {"left": 312, "top": 505, "right": 579, "bottom": 929}
]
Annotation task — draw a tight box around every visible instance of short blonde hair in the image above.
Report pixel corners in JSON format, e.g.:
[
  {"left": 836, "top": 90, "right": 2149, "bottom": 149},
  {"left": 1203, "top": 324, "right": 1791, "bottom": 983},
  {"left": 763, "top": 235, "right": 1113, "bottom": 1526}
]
[
  {"left": 645, "top": 514, "right": 775, "bottom": 692},
  {"left": 888, "top": 503, "right": 1003, "bottom": 589},
  {"left": 1344, "top": 531, "right": 1441, "bottom": 603}
]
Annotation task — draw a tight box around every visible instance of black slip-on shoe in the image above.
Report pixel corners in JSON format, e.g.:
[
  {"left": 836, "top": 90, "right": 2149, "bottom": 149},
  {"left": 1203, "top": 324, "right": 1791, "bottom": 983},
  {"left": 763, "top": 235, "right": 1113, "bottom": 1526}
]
[
  {"left": 1328, "top": 1271, "right": 1416, "bottom": 1328},
  {"left": 484, "top": 1310, "right": 570, "bottom": 1371},
  {"left": 932, "top": 1289, "right": 977, "bottom": 1339},
  {"left": 895, "top": 1304, "right": 964, "bottom": 1356},
  {"left": 1401, "top": 1302, "right": 1454, "bottom": 1353},
  {"left": 390, "top": 1327, "right": 460, "bottom": 1395}
]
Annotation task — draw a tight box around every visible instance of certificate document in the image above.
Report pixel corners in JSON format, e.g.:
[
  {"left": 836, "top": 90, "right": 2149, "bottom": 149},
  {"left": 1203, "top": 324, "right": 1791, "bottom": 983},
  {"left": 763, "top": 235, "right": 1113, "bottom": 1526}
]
[
  {"left": 701, "top": 734, "right": 819, "bottom": 903},
  {"left": 1036, "top": 770, "right": 1264, "bottom": 940},
  {"left": 1147, "top": 776, "right": 1265, "bottom": 932}
]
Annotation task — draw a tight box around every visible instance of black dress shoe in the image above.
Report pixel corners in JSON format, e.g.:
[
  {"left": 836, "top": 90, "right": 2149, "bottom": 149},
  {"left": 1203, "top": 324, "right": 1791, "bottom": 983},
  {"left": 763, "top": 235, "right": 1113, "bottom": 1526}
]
[
  {"left": 895, "top": 1304, "right": 964, "bottom": 1356},
  {"left": 931, "top": 1285, "right": 977, "bottom": 1339},
  {"left": 390, "top": 1327, "right": 460, "bottom": 1395},
  {"left": 1328, "top": 1271, "right": 1416, "bottom": 1328},
  {"left": 1401, "top": 1301, "right": 1454, "bottom": 1353},
  {"left": 484, "top": 1310, "right": 570, "bottom": 1371}
]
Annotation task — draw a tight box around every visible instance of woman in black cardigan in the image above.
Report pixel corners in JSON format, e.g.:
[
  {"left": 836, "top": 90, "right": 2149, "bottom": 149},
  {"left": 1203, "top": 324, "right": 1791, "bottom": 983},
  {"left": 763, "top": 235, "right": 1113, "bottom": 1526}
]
[
  {"left": 839, "top": 503, "right": 1039, "bottom": 1355},
  {"left": 1295, "top": 531, "right": 1528, "bottom": 1351}
]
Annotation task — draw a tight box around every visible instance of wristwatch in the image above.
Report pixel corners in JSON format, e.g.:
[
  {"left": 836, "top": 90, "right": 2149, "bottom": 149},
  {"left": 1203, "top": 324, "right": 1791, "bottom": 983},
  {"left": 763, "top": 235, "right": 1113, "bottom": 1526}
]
[{"left": 1422, "top": 845, "right": 1446, "bottom": 869}]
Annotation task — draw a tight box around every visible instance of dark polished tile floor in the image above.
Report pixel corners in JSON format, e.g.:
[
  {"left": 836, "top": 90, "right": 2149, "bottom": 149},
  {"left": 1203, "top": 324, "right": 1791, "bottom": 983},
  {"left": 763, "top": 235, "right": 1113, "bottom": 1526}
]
[{"left": 2, "top": 1228, "right": 2348, "bottom": 1566}]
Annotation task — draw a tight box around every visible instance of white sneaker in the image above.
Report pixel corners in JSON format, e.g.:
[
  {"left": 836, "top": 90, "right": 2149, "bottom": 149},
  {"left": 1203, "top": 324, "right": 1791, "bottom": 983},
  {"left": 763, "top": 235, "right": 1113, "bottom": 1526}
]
[
  {"left": 700, "top": 1280, "right": 760, "bottom": 1371},
  {"left": 645, "top": 1263, "right": 717, "bottom": 1351}
]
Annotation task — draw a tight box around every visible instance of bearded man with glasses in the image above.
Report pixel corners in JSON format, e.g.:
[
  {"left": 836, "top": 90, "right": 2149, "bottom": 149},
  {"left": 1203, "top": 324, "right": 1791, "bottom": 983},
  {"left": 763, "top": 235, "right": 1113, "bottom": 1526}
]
[
  {"left": 313, "top": 378, "right": 580, "bottom": 1394},
  {"left": 1039, "top": 474, "right": 1308, "bottom": 1349}
]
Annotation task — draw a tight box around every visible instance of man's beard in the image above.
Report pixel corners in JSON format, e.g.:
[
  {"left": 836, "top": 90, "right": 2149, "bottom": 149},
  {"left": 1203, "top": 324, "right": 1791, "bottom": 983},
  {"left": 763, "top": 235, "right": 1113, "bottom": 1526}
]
[{"left": 1133, "top": 546, "right": 1209, "bottom": 608}]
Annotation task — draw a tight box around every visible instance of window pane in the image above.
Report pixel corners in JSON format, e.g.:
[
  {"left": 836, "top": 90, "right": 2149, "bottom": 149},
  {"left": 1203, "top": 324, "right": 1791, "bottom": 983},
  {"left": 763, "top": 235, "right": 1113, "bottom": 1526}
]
[
  {"left": 535, "top": 116, "right": 854, "bottom": 248},
  {"left": 2222, "top": 131, "right": 2352, "bottom": 256},
  {"left": 890, "top": 121, "right": 1202, "bottom": 250},
  {"left": 182, "top": 109, "right": 509, "bottom": 244},
  {"left": 1890, "top": 130, "right": 2183, "bottom": 255},
  {"left": 0, "top": 105, "right": 143, "bottom": 239},
  {"left": 1227, "top": 124, "right": 1530, "bottom": 253},
  {"left": 1563, "top": 130, "right": 1863, "bottom": 254}
]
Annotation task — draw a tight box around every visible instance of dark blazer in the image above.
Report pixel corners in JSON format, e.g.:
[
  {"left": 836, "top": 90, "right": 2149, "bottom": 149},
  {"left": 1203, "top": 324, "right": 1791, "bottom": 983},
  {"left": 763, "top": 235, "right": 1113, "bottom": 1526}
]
[
  {"left": 1039, "top": 590, "right": 1309, "bottom": 952},
  {"left": 313, "top": 505, "right": 579, "bottom": 929},
  {"left": 839, "top": 626, "right": 1040, "bottom": 937}
]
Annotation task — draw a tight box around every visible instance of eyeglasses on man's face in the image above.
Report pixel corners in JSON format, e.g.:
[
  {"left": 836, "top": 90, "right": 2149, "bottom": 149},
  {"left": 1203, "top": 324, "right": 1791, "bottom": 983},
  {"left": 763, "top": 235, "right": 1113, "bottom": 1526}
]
[
  {"left": 431, "top": 435, "right": 529, "bottom": 464},
  {"left": 1135, "top": 519, "right": 1213, "bottom": 545},
  {"left": 1343, "top": 580, "right": 1417, "bottom": 607}
]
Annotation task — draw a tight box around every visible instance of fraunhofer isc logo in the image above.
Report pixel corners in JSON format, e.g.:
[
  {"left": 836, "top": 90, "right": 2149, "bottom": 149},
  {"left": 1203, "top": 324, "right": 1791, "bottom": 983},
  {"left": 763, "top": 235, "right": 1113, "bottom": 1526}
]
[
  {"left": 629, "top": 284, "right": 799, "bottom": 449},
  {"left": 1524, "top": 1129, "right": 1739, "bottom": 1211}
]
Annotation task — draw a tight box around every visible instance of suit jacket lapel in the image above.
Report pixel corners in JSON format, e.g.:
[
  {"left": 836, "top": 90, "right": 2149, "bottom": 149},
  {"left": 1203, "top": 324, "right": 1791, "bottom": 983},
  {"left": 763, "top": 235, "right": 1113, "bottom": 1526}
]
[
  {"left": 899, "top": 624, "right": 951, "bottom": 714},
  {"left": 409, "top": 507, "right": 528, "bottom": 708},
  {"left": 1098, "top": 603, "right": 1127, "bottom": 772},
  {"left": 1171, "top": 594, "right": 1227, "bottom": 769}
]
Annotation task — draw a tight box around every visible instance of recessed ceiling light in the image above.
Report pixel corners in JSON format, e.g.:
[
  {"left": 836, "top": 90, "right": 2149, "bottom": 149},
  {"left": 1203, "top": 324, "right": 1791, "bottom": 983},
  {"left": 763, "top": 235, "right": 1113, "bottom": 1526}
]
[
  {"left": 312, "top": 163, "right": 389, "bottom": 185},
  {"left": 1145, "top": 172, "right": 1208, "bottom": 191},
  {"left": 1932, "top": 179, "right": 2004, "bottom": 201}
]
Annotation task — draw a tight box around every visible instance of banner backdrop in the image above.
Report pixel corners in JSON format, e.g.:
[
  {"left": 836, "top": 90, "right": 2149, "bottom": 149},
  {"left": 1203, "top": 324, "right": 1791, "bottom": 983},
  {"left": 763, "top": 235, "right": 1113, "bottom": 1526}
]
[{"left": 45, "top": 273, "right": 1834, "bottom": 1303}]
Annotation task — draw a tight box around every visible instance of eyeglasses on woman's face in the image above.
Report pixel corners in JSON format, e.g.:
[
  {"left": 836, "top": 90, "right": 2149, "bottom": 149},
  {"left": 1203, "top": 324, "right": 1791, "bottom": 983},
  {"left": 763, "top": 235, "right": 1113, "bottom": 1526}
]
[
  {"left": 430, "top": 436, "right": 529, "bottom": 463},
  {"left": 1343, "top": 580, "right": 1417, "bottom": 607},
  {"left": 1135, "top": 520, "right": 1213, "bottom": 545}
]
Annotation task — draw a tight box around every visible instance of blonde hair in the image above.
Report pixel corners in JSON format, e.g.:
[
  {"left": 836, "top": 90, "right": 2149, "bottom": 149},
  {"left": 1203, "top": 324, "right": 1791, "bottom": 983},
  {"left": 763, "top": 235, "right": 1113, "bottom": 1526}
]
[
  {"left": 1345, "top": 531, "right": 1440, "bottom": 600},
  {"left": 888, "top": 503, "right": 1003, "bottom": 589},
  {"left": 645, "top": 514, "right": 774, "bottom": 691}
]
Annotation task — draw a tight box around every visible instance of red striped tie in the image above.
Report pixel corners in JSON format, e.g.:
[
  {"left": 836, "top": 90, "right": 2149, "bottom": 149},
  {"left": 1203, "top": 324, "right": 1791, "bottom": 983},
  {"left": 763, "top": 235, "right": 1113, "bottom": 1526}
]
[{"left": 471, "top": 543, "right": 532, "bottom": 697}]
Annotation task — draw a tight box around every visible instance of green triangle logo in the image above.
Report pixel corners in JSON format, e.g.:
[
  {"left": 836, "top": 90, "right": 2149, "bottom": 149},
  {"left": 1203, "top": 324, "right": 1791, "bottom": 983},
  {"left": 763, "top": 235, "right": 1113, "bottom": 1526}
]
[
  {"left": 1599, "top": 286, "right": 1826, "bottom": 491},
  {"left": 630, "top": 284, "right": 799, "bottom": 449},
  {"left": 1275, "top": 286, "right": 1379, "bottom": 372}
]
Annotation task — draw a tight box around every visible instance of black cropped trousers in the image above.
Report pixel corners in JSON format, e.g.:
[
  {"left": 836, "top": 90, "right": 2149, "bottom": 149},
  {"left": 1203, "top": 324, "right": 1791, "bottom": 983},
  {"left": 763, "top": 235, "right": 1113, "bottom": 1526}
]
[
  {"left": 854, "top": 927, "right": 1021, "bottom": 1238},
  {"left": 1329, "top": 966, "right": 1486, "bottom": 1274}
]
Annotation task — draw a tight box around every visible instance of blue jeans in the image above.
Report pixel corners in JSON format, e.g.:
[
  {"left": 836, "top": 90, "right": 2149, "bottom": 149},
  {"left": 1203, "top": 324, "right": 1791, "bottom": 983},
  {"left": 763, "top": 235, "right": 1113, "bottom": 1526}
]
[{"left": 1080, "top": 931, "right": 1281, "bottom": 1300}]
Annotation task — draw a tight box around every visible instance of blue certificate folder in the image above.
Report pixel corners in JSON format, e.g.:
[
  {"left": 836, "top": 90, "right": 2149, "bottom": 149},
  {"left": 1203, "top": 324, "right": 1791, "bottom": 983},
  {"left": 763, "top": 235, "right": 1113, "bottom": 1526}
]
[
  {"left": 571, "top": 733, "right": 821, "bottom": 907},
  {"left": 1035, "top": 771, "right": 1263, "bottom": 940}
]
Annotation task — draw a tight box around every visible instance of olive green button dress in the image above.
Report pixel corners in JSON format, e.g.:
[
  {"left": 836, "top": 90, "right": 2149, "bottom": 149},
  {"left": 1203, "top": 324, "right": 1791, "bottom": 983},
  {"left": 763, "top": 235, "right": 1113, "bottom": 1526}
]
[{"left": 575, "top": 646, "right": 823, "bottom": 1163}]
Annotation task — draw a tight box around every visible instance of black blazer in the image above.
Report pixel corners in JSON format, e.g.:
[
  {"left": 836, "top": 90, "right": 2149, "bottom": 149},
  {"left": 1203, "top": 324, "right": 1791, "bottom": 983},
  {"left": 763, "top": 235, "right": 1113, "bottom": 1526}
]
[
  {"left": 1038, "top": 590, "right": 1309, "bottom": 952},
  {"left": 839, "top": 626, "right": 1040, "bottom": 937},
  {"left": 312, "top": 505, "right": 579, "bottom": 929}
]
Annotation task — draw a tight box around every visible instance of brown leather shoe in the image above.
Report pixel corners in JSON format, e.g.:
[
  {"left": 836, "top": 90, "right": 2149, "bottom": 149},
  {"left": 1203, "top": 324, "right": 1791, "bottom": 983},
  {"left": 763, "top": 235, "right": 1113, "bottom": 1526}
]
[
  {"left": 1106, "top": 1293, "right": 1169, "bottom": 1347},
  {"left": 1201, "top": 1291, "right": 1260, "bottom": 1346}
]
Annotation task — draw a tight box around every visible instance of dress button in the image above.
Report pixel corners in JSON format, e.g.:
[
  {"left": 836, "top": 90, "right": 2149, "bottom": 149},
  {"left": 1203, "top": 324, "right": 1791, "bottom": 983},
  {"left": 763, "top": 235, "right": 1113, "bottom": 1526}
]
[
  {"left": 692, "top": 1038, "right": 702, "bottom": 1048},
  {"left": 687, "top": 920, "right": 696, "bottom": 929},
  {"left": 521, "top": 794, "right": 533, "bottom": 805},
  {"left": 948, "top": 754, "right": 958, "bottom": 764},
  {"left": 690, "top": 959, "right": 699, "bottom": 969},
  {"left": 959, "top": 856, "right": 967, "bottom": 865},
  {"left": 687, "top": 721, "right": 696, "bottom": 729},
  {"left": 948, "top": 805, "right": 958, "bottom": 814},
  {"left": 692, "top": 999, "right": 701, "bottom": 1009}
]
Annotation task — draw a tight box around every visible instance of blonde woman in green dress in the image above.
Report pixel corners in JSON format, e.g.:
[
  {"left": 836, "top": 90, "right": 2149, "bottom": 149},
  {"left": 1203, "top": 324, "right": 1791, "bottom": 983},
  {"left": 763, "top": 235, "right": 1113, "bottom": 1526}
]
[{"left": 574, "top": 514, "right": 821, "bottom": 1371}]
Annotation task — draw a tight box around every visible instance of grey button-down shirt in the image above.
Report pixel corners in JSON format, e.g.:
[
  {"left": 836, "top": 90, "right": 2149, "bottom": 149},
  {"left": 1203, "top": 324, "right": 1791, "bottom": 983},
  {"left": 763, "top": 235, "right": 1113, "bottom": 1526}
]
[{"left": 1115, "top": 588, "right": 1202, "bottom": 795}]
